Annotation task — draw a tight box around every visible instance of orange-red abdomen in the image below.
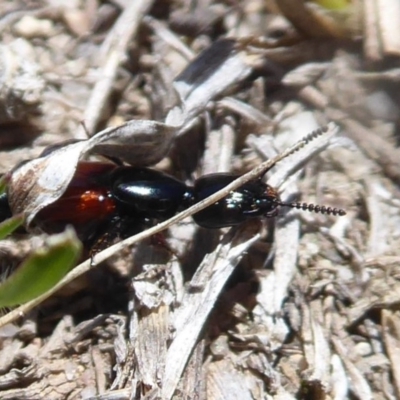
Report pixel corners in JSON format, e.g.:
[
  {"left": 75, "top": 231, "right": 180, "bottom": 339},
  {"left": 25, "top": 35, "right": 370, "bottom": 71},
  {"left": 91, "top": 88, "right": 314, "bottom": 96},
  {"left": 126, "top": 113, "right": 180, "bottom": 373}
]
[{"left": 34, "top": 162, "right": 118, "bottom": 237}]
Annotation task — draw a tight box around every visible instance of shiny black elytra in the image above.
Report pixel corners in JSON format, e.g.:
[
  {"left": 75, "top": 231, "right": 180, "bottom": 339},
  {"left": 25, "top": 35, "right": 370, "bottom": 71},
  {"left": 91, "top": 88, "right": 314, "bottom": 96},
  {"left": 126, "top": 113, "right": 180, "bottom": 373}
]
[{"left": 0, "top": 161, "right": 346, "bottom": 248}]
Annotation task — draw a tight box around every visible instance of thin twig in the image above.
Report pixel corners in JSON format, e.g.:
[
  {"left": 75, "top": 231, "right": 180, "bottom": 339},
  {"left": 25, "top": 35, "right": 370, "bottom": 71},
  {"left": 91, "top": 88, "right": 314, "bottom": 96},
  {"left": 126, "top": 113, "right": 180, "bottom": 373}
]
[{"left": 76, "top": 0, "right": 154, "bottom": 138}]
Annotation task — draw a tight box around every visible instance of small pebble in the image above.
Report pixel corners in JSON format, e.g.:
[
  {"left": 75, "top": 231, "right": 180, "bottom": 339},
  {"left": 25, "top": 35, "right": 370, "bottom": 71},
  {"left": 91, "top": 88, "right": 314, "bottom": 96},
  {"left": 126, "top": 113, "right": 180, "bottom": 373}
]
[{"left": 355, "top": 341, "right": 372, "bottom": 357}]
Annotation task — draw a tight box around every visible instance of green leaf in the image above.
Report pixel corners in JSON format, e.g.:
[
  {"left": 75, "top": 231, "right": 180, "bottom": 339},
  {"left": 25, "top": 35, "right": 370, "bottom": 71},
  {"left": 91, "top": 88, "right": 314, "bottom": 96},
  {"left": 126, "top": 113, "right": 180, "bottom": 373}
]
[
  {"left": 313, "top": 0, "right": 350, "bottom": 10},
  {"left": 0, "top": 175, "right": 7, "bottom": 195},
  {"left": 0, "top": 228, "right": 82, "bottom": 307},
  {"left": 0, "top": 214, "right": 24, "bottom": 240}
]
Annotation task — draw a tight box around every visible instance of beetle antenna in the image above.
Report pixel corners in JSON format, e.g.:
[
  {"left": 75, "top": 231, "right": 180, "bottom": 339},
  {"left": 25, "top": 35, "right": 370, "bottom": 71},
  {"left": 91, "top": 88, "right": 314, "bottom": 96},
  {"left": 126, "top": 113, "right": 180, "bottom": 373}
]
[
  {"left": 257, "top": 125, "right": 330, "bottom": 180},
  {"left": 277, "top": 201, "right": 346, "bottom": 216}
]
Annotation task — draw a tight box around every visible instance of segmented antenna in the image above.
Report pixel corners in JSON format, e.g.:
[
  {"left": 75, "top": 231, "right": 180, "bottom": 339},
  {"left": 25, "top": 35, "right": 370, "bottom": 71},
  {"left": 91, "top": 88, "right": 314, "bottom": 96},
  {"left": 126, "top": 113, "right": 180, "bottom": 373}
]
[
  {"left": 284, "top": 125, "right": 329, "bottom": 159},
  {"left": 278, "top": 201, "right": 346, "bottom": 216},
  {"left": 301, "top": 125, "right": 329, "bottom": 144}
]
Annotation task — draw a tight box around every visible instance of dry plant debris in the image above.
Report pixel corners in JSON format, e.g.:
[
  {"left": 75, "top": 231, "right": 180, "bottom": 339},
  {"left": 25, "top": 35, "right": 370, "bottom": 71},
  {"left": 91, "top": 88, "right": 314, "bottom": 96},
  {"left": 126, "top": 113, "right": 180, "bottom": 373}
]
[{"left": 0, "top": 1, "right": 399, "bottom": 399}]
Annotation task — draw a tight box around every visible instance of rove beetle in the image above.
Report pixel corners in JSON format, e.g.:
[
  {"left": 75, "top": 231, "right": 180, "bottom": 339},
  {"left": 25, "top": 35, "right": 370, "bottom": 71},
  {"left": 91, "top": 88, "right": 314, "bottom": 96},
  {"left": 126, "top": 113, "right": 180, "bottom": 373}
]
[{"left": 0, "top": 160, "right": 346, "bottom": 250}]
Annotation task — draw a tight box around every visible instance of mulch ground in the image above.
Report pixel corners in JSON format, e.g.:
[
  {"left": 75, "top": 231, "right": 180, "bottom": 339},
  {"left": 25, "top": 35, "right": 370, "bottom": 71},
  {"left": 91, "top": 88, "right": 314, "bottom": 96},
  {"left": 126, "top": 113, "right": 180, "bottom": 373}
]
[{"left": 0, "top": 1, "right": 399, "bottom": 399}]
